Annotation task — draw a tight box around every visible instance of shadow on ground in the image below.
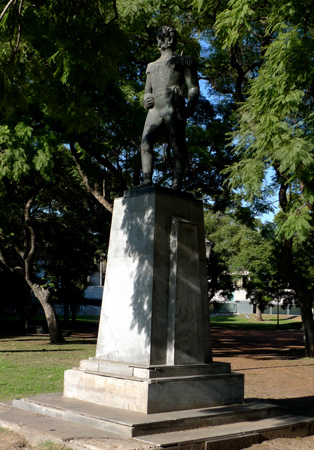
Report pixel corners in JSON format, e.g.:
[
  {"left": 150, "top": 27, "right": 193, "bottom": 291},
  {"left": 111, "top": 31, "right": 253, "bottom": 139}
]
[
  {"left": 211, "top": 328, "right": 306, "bottom": 360},
  {"left": 247, "top": 396, "right": 314, "bottom": 418}
]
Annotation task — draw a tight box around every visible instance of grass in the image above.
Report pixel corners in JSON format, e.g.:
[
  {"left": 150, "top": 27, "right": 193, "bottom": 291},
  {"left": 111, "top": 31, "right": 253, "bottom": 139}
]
[
  {"left": 0, "top": 335, "right": 96, "bottom": 401},
  {"left": 0, "top": 315, "right": 305, "bottom": 449},
  {"left": 210, "top": 313, "right": 303, "bottom": 330},
  {"left": 0, "top": 314, "right": 303, "bottom": 402},
  {"left": 0, "top": 334, "right": 95, "bottom": 449}
]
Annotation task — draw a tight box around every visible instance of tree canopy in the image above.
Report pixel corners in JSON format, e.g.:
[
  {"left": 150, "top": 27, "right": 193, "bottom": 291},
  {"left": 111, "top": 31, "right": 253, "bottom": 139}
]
[{"left": 1, "top": 0, "right": 314, "bottom": 353}]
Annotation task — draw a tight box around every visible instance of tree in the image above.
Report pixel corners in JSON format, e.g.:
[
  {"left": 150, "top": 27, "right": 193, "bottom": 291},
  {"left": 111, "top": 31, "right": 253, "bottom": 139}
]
[
  {"left": 0, "top": 139, "right": 108, "bottom": 343},
  {"left": 213, "top": 0, "right": 314, "bottom": 356},
  {"left": 3, "top": 0, "right": 313, "bottom": 355},
  {"left": 204, "top": 210, "right": 288, "bottom": 320},
  {"left": 0, "top": 183, "right": 66, "bottom": 343},
  {"left": 0, "top": 0, "right": 135, "bottom": 340}
]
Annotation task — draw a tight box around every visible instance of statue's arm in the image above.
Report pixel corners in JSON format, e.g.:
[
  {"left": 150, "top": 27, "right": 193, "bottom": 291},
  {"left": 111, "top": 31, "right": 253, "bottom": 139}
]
[
  {"left": 143, "top": 67, "right": 154, "bottom": 110},
  {"left": 184, "top": 58, "right": 199, "bottom": 118}
]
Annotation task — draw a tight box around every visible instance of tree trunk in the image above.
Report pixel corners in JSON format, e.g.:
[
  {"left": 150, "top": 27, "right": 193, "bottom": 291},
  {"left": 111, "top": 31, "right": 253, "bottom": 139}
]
[
  {"left": 29, "top": 283, "right": 65, "bottom": 344},
  {"left": 255, "top": 303, "right": 264, "bottom": 322},
  {"left": 298, "top": 296, "right": 314, "bottom": 357},
  {"left": 277, "top": 184, "right": 314, "bottom": 357},
  {"left": 254, "top": 291, "right": 264, "bottom": 321}
]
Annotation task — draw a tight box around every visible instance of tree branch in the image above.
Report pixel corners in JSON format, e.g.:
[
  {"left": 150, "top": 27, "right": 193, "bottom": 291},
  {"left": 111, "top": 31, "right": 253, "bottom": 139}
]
[
  {"left": 70, "top": 141, "right": 113, "bottom": 213},
  {"left": 76, "top": 140, "right": 127, "bottom": 191},
  {"left": 14, "top": 0, "right": 23, "bottom": 52},
  {"left": 0, "top": 0, "right": 16, "bottom": 22},
  {"left": 103, "top": 0, "right": 118, "bottom": 26},
  {"left": 300, "top": 180, "right": 314, "bottom": 212},
  {"left": 0, "top": 240, "right": 25, "bottom": 277},
  {"left": 229, "top": 44, "right": 245, "bottom": 103},
  {"left": 24, "top": 196, "right": 36, "bottom": 262}
]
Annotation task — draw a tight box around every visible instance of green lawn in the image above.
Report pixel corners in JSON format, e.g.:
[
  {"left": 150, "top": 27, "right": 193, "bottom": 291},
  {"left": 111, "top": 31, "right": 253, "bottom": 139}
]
[
  {"left": 0, "top": 333, "right": 95, "bottom": 449},
  {"left": 210, "top": 313, "right": 303, "bottom": 330},
  {"left": 0, "top": 335, "right": 96, "bottom": 401},
  {"left": 0, "top": 313, "right": 303, "bottom": 402}
]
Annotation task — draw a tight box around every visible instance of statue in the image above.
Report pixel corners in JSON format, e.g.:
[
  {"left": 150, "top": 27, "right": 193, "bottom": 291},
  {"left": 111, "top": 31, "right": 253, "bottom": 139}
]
[{"left": 140, "top": 26, "right": 199, "bottom": 190}]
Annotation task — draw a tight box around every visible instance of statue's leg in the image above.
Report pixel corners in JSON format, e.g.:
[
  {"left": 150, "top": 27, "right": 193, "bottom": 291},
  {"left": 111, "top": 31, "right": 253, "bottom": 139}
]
[
  {"left": 140, "top": 109, "right": 163, "bottom": 186},
  {"left": 167, "top": 118, "right": 187, "bottom": 190}
]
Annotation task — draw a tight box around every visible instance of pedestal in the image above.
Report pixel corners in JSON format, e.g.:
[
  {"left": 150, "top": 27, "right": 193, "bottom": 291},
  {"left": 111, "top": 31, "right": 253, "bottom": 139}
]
[{"left": 64, "top": 186, "right": 244, "bottom": 413}]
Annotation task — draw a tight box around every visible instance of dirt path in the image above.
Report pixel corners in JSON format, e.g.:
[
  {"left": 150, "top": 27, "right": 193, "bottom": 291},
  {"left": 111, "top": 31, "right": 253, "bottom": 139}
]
[
  {"left": 211, "top": 327, "right": 314, "bottom": 449},
  {"left": 211, "top": 328, "right": 314, "bottom": 418},
  {"left": 1, "top": 328, "right": 314, "bottom": 450}
]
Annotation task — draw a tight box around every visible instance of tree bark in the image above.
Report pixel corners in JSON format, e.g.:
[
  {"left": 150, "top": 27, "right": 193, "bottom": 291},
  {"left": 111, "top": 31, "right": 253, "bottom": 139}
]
[
  {"left": 255, "top": 303, "right": 264, "bottom": 322},
  {"left": 296, "top": 292, "right": 314, "bottom": 357},
  {"left": 279, "top": 246, "right": 314, "bottom": 357},
  {"left": 276, "top": 179, "right": 314, "bottom": 357},
  {"left": 28, "top": 282, "right": 65, "bottom": 344}
]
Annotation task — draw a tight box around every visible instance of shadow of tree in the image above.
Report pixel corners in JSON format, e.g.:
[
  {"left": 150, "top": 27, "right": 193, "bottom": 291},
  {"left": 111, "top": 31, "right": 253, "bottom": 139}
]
[
  {"left": 247, "top": 396, "right": 314, "bottom": 418},
  {"left": 96, "top": 185, "right": 210, "bottom": 365},
  {"left": 211, "top": 328, "right": 306, "bottom": 360}
]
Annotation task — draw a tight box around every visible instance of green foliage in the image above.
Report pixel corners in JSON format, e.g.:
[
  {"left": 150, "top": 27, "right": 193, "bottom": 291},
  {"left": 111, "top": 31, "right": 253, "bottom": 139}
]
[
  {"left": 204, "top": 209, "right": 290, "bottom": 310},
  {"left": 218, "top": 6, "right": 314, "bottom": 240},
  {"left": 215, "top": 0, "right": 267, "bottom": 48},
  {"left": 0, "top": 0, "right": 313, "bottom": 348}
]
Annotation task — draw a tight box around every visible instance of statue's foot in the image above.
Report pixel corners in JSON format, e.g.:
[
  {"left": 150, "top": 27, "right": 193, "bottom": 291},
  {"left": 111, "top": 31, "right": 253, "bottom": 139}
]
[
  {"left": 172, "top": 182, "right": 182, "bottom": 190},
  {"left": 136, "top": 175, "right": 152, "bottom": 188},
  {"left": 138, "top": 180, "right": 152, "bottom": 188}
]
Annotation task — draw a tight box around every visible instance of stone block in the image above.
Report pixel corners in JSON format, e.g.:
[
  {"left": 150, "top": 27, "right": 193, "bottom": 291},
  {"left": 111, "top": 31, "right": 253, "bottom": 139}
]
[
  {"left": 95, "top": 187, "right": 211, "bottom": 366},
  {"left": 64, "top": 367, "right": 244, "bottom": 414},
  {"left": 63, "top": 186, "right": 244, "bottom": 414}
]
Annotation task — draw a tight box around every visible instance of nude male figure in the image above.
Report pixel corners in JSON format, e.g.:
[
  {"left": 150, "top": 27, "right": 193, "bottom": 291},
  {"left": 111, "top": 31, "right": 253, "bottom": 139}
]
[{"left": 140, "top": 26, "right": 199, "bottom": 190}]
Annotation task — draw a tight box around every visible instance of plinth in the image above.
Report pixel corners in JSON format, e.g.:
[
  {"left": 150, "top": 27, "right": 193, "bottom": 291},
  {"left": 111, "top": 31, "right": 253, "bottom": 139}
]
[{"left": 64, "top": 186, "right": 244, "bottom": 413}]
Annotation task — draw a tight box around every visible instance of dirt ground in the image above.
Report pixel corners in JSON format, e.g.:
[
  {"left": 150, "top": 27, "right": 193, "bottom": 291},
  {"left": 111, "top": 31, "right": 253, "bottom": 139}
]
[
  {"left": 1, "top": 327, "right": 314, "bottom": 450},
  {"left": 211, "top": 327, "right": 314, "bottom": 449}
]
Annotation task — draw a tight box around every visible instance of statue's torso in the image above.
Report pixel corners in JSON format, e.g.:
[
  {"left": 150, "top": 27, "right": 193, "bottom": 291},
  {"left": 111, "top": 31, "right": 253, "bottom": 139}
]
[{"left": 147, "top": 54, "right": 185, "bottom": 91}]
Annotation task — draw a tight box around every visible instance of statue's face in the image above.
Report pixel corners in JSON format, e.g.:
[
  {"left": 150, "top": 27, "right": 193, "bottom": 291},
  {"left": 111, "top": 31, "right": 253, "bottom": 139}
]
[{"left": 157, "top": 29, "right": 175, "bottom": 51}]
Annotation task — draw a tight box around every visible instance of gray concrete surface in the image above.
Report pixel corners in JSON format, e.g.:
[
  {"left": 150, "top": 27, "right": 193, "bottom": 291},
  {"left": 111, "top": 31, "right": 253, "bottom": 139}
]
[{"left": 1, "top": 394, "right": 314, "bottom": 450}]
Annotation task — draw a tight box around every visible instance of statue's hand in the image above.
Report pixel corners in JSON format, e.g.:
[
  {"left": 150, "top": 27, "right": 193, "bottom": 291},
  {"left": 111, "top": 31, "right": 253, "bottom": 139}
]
[{"left": 143, "top": 95, "right": 154, "bottom": 110}]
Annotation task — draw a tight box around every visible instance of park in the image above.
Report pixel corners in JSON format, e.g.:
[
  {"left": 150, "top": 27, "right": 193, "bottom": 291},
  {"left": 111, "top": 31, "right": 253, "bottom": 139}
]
[
  {"left": 1, "top": 0, "right": 314, "bottom": 449},
  {"left": 0, "top": 315, "right": 314, "bottom": 449}
]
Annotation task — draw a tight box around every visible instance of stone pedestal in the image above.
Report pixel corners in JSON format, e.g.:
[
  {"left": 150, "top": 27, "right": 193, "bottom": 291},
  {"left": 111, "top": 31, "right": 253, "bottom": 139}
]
[{"left": 64, "top": 186, "right": 244, "bottom": 413}]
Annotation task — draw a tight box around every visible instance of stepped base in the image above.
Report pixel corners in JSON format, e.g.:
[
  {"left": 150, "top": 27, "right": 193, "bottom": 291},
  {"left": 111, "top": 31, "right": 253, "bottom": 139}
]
[
  {"left": 63, "top": 360, "right": 244, "bottom": 414},
  {"left": 4, "top": 394, "right": 314, "bottom": 450},
  {"left": 12, "top": 393, "right": 280, "bottom": 438}
]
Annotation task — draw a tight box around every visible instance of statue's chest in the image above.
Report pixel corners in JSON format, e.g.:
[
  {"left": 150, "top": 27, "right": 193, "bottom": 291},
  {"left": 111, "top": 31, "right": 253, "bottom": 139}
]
[{"left": 151, "top": 58, "right": 184, "bottom": 88}]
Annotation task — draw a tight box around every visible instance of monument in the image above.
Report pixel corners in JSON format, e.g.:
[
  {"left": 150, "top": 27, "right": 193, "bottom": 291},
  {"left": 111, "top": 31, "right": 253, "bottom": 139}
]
[
  {"left": 63, "top": 26, "right": 244, "bottom": 414},
  {"left": 6, "top": 28, "right": 312, "bottom": 450},
  {"left": 140, "top": 25, "right": 199, "bottom": 190}
]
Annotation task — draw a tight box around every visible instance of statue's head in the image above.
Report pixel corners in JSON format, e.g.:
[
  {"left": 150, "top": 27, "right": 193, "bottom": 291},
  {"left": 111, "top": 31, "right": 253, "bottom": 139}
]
[{"left": 157, "top": 26, "right": 177, "bottom": 51}]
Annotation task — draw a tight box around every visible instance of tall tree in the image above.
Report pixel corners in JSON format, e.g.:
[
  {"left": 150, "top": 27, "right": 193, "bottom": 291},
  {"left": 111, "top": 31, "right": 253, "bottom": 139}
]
[
  {"left": 213, "top": 0, "right": 314, "bottom": 356},
  {"left": 0, "top": 136, "right": 108, "bottom": 343},
  {"left": 204, "top": 210, "right": 290, "bottom": 321}
]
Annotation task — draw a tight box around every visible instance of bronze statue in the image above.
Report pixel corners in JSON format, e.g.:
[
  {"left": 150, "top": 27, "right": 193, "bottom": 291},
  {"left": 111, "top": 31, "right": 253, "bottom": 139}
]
[{"left": 140, "top": 26, "right": 199, "bottom": 190}]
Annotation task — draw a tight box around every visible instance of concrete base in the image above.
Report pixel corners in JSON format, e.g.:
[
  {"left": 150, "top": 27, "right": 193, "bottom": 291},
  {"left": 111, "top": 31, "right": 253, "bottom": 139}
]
[
  {"left": 95, "top": 186, "right": 211, "bottom": 367},
  {"left": 11, "top": 393, "right": 280, "bottom": 438},
  {"left": 63, "top": 187, "right": 245, "bottom": 415},
  {"left": 4, "top": 394, "right": 314, "bottom": 450},
  {"left": 64, "top": 360, "right": 244, "bottom": 414}
]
